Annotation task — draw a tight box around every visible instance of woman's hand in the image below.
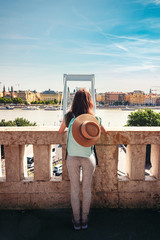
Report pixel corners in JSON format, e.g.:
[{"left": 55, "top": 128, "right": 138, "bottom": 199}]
[
  {"left": 59, "top": 119, "right": 67, "bottom": 134},
  {"left": 101, "top": 124, "right": 108, "bottom": 134}
]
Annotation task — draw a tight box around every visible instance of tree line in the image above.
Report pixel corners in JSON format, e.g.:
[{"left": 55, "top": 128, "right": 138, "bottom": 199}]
[
  {"left": 0, "top": 97, "right": 60, "bottom": 105},
  {"left": 31, "top": 99, "right": 59, "bottom": 104},
  {"left": 0, "top": 97, "right": 23, "bottom": 104}
]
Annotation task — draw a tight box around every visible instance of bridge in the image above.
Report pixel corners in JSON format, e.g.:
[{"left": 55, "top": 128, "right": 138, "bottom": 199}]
[{"left": 63, "top": 74, "right": 96, "bottom": 116}]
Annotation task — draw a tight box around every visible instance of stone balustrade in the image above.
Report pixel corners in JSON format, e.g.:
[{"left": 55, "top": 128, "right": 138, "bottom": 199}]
[{"left": 0, "top": 126, "right": 160, "bottom": 209}]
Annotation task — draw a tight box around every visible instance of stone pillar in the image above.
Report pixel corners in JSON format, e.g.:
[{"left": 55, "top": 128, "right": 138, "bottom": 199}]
[
  {"left": 126, "top": 144, "right": 146, "bottom": 180},
  {"left": 92, "top": 145, "right": 118, "bottom": 192},
  {"left": 62, "top": 144, "right": 69, "bottom": 181},
  {"left": 4, "top": 145, "right": 21, "bottom": 182},
  {"left": 92, "top": 145, "right": 119, "bottom": 208},
  {"left": 33, "top": 144, "right": 51, "bottom": 181},
  {"left": 150, "top": 144, "right": 160, "bottom": 179}
]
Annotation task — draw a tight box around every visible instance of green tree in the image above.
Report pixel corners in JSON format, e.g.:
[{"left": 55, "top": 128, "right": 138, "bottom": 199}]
[
  {"left": 54, "top": 99, "right": 58, "bottom": 104},
  {"left": 124, "top": 101, "right": 129, "bottom": 106},
  {"left": 125, "top": 109, "right": 160, "bottom": 126},
  {"left": 24, "top": 101, "right": 29, "bottom": 105},
  {"left": 0, "top": 118, "right": 36, "bottom": 126},
  {"left": 13, "top": 97, "right": 23, "bottom": 104},
  {"left": 0, "top": 97, "right": 13, "bottom": 104},
  {"left": 0, "top": 97, "right": 4, "bottom": 103},
  {"left": 0, "top": 119, "right": 16, "bottom": 126},
  {"left": 13, "top": 118, "right": 36, "bottom": 126},
  {"left": 45, "top": 100, "right": 50, "bottom": 105},
  {"left": 113, "top": 101, "right": 119, "bottom": 106},
  {"left": 5, "top": 98, "right": 13, "bottom": 104},
  {"left": 99, "top": 101, "right": 104, "bottom": 105},
  {"left": 2, "top": 98, "right": 7, "bottom": 104}
]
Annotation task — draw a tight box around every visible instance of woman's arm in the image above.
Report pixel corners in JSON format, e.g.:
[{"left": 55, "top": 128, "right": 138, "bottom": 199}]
[
  {"left": 101, "top": 124, "right": 108, "bottom": 134},
  {"left": 59, "top": 119, "right": 67, "bottom": 134}
]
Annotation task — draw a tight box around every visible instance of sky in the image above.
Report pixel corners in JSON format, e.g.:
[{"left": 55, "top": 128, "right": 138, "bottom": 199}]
[{"left": 0, "top": 0, "right": 160, "bottom": 93}]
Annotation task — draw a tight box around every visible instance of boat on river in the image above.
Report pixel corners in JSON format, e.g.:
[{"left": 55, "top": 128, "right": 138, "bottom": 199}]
[
  {"left": 122, "top": 107, "right": 136, "bottom": 111},
  {"left": 44, "top": 106, "right": 58, "bottom": 111},
  {"left": 6, "top": 105, "right": 14, "bottom": 110},
  {"left": 22, "top": 106, "right": 40, "bottom": 110},
  {"left": 0, "top": 107, "right": 6, "bottom": 110}
]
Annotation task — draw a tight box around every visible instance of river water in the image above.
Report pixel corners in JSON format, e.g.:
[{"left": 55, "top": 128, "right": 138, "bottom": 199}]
[{"left": 0, "top": 108, "right": 160, "bottom": 128}]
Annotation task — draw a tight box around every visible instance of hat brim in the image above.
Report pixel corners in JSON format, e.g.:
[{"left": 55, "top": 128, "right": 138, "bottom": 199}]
[{"left": 72, "top": 114, "right": 101, "bottom": 147}]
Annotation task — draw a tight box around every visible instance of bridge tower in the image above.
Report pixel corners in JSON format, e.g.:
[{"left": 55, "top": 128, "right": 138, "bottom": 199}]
[{"left": 63, "top": 74, "right": 96, "bottom": 116}]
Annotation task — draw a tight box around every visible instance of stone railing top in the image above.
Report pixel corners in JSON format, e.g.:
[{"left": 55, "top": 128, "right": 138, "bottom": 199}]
[
  {"left": 0, "top": 126, "right": 160, "bottom": 131},
  {"left": 0, "top": 126, "right": 59, "bottom": 132},
  {"left": 0, "top": 126, "right": 160, "bottom": 145}
]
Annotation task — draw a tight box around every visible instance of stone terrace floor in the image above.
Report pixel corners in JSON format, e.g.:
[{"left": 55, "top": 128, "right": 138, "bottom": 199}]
[{"left": 0, "top": 208, "right": 160, "bottom": 240}]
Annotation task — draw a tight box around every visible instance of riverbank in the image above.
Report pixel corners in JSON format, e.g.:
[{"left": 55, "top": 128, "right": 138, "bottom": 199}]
[
  {"left": 97, "top": 105, "right": 160, "bottom": 110},
  {"left": 0, "top": 104, "right": 61, "bottom": 110}
]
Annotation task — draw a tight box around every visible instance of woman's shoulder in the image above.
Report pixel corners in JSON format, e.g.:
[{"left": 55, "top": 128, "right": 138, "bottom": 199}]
[{"left": 64, "top": 111, "right": 75, "bottom": 127}]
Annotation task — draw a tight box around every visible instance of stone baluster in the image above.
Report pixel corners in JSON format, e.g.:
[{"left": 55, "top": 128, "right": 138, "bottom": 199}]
[
  {"left": 0, "top": 145, "right": 2, "bottom": 177},
  {"left": 150, "top": 144, "right": 160, "bottom": 179},
  {"left": 33, "top": 144, "right": 51, "bottom": 181},
  {"left": 4, "top": 145, "right": 22, "bottom": 182},
  {"left": 126, "top": 144, "right": 146, "bottom": 180}
]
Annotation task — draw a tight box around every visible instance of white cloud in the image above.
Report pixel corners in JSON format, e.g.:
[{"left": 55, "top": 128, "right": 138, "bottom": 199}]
[
  {"left": 115, "top": 64, "right": 160, "bottom": 73},
  {"left": 152, "top": 0, "right": 160, "bottom": 5},
  {"left": 139, "top": 17, "right": 160, "bottom": 30},
  {"left": 115, "top": 44, "right": 129, "bottom": 52},
  {"left": 103, "top": 32, "right": 159, "bottom": 44},
  {"left": 137, "top": 0, "right": 160, "bottom": 5}
]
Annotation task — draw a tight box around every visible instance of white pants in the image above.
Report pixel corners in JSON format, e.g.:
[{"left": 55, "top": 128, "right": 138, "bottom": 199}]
[{"left": 67, "top": 154, "right": 96, "bottom": 223}]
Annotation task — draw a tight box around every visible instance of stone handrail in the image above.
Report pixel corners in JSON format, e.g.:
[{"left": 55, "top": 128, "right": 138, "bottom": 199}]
[{"left": 0, "top": 126, "right": 160, "bottom": 209}]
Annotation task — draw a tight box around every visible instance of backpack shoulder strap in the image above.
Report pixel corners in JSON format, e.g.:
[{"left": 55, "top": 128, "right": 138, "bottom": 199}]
[
  {"left": 65, "top": 117, "right": 75, "bottom": 160},
  {"left": 93, "top": 145, "right": 98, "bottom": 165}
]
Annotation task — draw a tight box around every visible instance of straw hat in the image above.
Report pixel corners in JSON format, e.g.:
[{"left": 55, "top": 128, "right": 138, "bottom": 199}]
[{"left": 72, "top": 114, "right": 101, "bottom": 147}]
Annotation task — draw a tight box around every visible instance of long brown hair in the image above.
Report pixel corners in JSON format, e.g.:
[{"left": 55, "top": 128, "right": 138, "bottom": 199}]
[{"left": 71, "top": 88, "right": 93, "bottom": 117}]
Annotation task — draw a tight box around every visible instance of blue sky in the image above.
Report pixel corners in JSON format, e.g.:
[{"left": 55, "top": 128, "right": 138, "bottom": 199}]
[{"left": 0, "top": 0, "right": 160, "bottom": 93}]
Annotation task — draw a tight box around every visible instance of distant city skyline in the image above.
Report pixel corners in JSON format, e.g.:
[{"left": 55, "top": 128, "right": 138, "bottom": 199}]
[
  {"left": 1, "top": 83, "right": 160, "bottom": 95},
  {"left": 1, "top": 0, "right": 160, "bottom": 93}
]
